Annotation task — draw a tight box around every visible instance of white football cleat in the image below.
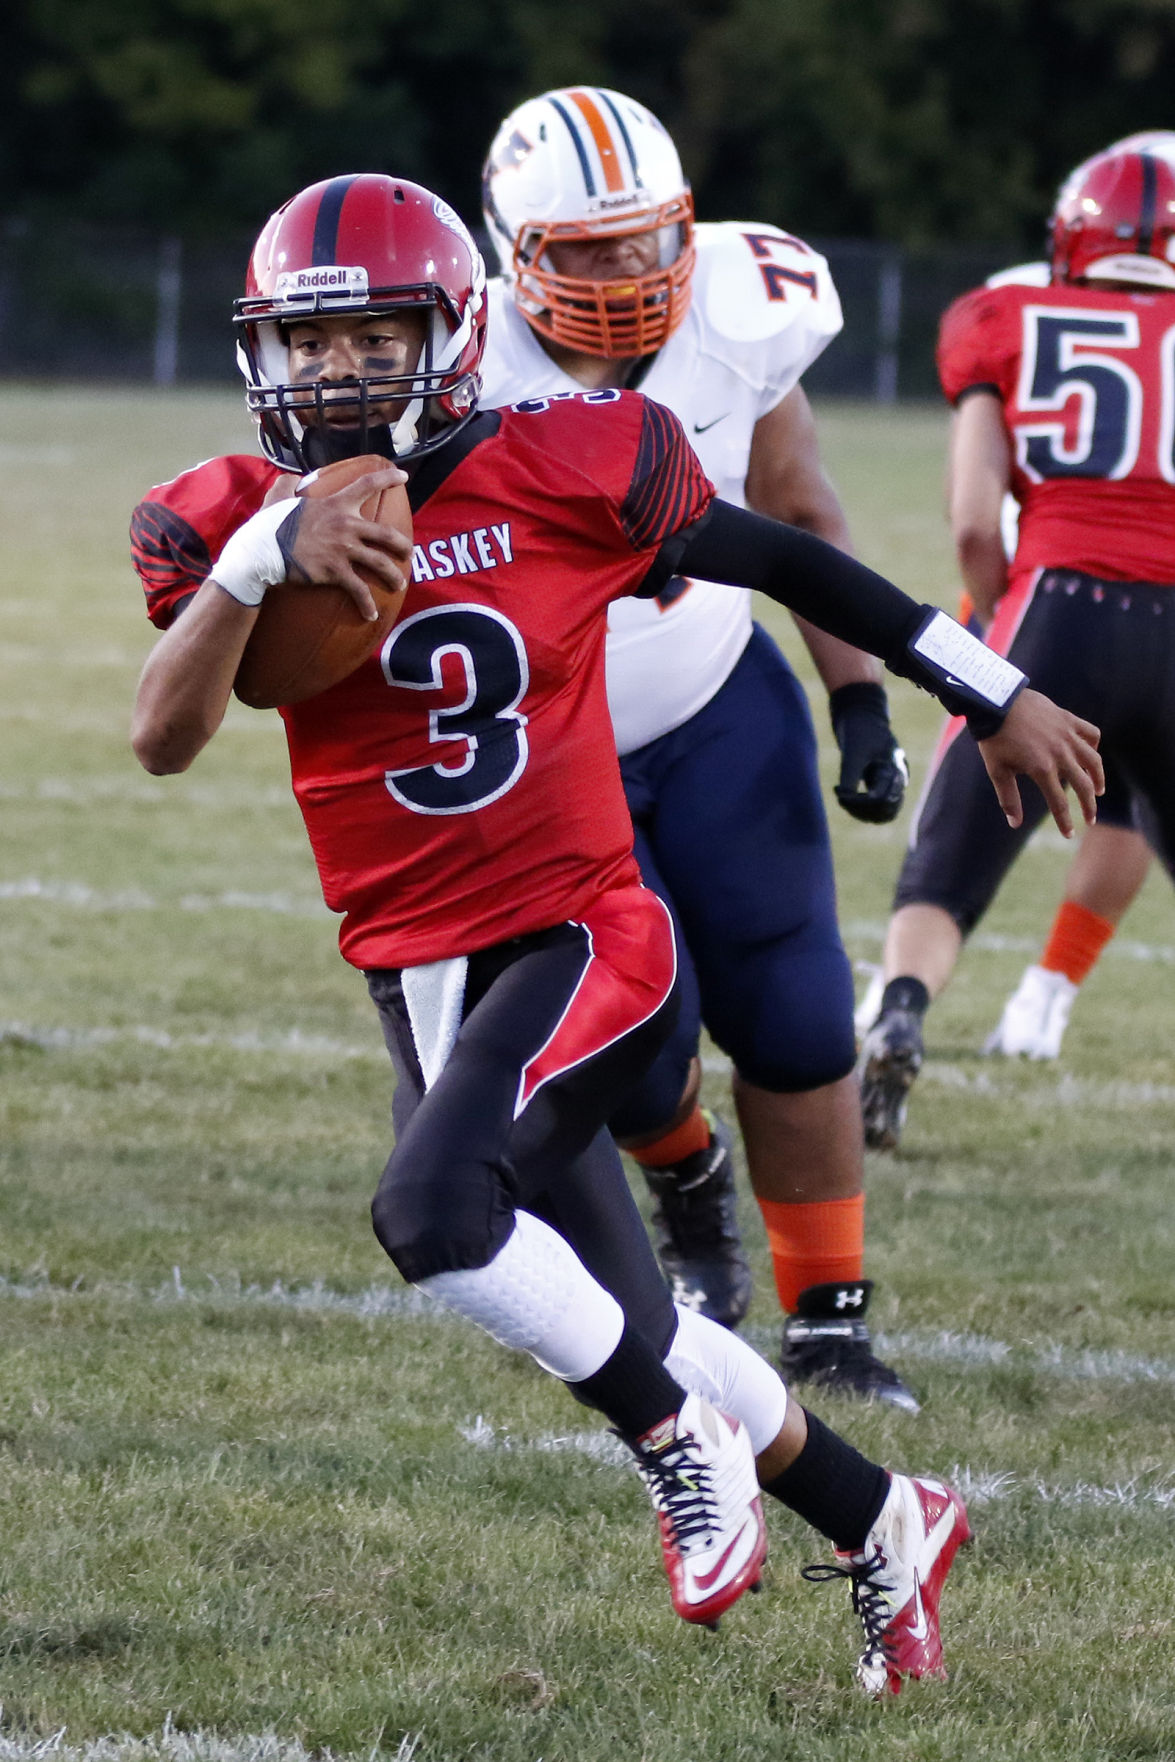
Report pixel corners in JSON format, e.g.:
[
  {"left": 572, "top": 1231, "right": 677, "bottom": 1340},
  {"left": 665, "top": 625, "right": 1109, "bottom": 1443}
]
[
  {"left": 804, "top": 1472, "right": 971, "bottom": 1698},
  {"left": 983, "top": 964, "right": 1078, "bottom": 1059},
  {"left": 626, "top": 1392, "right": 767, "bottom": 1627}
]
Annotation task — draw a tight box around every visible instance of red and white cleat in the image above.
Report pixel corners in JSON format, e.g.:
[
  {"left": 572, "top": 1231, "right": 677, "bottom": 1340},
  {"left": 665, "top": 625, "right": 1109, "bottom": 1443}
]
[
  {"left": 804, "top": 1473, "right": 972, "bottom": 1697},
  {"left": 627, "top": 1392, "right": 767, "bottom": 1626}
]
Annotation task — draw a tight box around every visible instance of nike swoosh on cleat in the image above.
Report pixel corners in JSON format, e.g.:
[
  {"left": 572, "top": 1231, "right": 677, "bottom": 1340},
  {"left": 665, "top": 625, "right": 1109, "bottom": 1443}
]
[
  {"left": 693, "top": 414, "right": 730, "bottom": 433},
  {"left": 907, "top": 1572, "right": 928, "bottom": 1641},
  {"left": 917, "top": 1501, "right": 961, "bottom": 1576},
  {"left": 693, "top": 1522, "right": 753, "bottom": 1593}
]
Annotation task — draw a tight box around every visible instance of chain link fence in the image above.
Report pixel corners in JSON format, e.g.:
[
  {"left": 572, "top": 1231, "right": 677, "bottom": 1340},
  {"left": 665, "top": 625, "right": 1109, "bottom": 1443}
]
[{"left": 0, "top": 217, "right": 1014, "bottom": 400}]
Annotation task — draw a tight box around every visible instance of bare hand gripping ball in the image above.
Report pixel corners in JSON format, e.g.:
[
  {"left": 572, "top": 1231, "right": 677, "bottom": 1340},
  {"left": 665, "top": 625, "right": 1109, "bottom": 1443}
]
[{"left": 233, "top": 455, "right": 412, "bottom": 709}]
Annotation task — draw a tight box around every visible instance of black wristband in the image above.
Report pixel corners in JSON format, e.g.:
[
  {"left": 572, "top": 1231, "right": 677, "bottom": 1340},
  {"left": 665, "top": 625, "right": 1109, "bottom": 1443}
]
[{"left": 828, "top": 680, "right": 889, "bottom": 729}]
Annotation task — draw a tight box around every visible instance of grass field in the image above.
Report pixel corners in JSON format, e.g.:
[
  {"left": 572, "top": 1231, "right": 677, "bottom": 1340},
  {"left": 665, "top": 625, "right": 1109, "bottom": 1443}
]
[{"left": 2, "top": 386, "right": 1175, "bottom": 1761}]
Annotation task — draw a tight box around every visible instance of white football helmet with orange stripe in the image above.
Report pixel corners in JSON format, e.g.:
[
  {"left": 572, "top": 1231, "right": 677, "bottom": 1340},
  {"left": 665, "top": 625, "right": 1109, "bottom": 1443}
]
[{"left": 482, "top": 86, "right": 695, "bottom": 358}]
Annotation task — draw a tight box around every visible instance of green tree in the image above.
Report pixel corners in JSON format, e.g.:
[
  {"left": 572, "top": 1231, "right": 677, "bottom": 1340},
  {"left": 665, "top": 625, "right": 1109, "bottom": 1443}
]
[
  {"left": 4, "top": 0, "right": 1175, "bottom": 246},
  {"left": 676, "top": 0, "right": 1175, "bottom": 245}
]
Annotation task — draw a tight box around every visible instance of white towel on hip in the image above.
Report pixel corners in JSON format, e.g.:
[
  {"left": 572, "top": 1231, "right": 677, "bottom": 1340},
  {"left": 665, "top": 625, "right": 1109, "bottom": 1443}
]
[{"left": 400, "top": 956, "right": 469, "bottom": 1090}]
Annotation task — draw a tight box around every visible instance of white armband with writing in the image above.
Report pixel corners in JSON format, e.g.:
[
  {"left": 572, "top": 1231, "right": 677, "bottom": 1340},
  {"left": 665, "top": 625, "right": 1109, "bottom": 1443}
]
[{"left": 905, "top": 607, "right": 1026, "bottom": 735}]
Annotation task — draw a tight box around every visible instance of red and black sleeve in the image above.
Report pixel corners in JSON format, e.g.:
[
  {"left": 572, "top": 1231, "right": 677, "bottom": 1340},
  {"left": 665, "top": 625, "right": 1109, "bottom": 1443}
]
[
  {"left": 130, "top": 454, "right": 282, "bottom": 628},
  {"left": 130, "top": 499, "right": 212, "bottom": 628},
  {"left": 619, "top": 398, "right": 714, "bottom": 551},
  {"left": 616, "top": 398, "right": 714, "bottom": 598}
]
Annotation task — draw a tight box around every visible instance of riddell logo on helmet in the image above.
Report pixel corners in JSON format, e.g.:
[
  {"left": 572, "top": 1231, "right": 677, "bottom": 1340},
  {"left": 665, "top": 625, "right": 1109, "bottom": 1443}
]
[
  {"left": 273, "top": 266, "right": 369, "bottom": 299},
  {"left": 592, "top": 193, "right": 642, "bottom": 211}
]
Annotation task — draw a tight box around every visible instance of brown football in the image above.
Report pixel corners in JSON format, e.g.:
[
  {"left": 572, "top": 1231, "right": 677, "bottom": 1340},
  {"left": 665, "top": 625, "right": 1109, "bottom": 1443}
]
[{"left": 233, "top": 454, "right": 413, "bottom": 709}]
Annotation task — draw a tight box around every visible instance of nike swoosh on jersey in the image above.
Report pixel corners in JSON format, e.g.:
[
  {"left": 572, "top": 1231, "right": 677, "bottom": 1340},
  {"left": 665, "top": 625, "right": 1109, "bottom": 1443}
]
[{"left": 693, "top": 414, "right": 730, "bottom": 434}]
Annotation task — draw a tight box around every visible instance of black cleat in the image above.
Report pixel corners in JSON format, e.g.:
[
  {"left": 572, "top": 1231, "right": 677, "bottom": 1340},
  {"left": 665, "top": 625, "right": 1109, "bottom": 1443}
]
[
  {"left": 858, "top": 1007, "right": 924, "bottom": 1151},
  {"left": 642, "top": 1111, "right": 752, "bottom": 1330},
  {"left": 779, "top": 1281, "right": 920, "bottom": 1413}
]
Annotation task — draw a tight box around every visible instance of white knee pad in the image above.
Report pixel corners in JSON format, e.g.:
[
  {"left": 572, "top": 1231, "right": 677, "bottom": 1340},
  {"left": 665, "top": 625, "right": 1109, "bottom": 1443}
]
[
  {"left": 418, "top": 1209, "right": 625, "bottom": 1382},
  {"left": 665, "top": 1304, "right": 788, "bottom": 1456}
]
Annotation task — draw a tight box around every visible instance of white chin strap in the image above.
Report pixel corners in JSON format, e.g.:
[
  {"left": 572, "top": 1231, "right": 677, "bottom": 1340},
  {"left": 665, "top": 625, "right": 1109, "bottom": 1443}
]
[{"left": 392, "top": 396, "right": 424, "bottom": 456}]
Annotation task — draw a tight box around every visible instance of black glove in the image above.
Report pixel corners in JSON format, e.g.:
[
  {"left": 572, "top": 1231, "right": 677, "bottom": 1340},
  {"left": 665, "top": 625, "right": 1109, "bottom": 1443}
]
[{"left": 829, "top": 681, "right": 909, "bottom": 823}]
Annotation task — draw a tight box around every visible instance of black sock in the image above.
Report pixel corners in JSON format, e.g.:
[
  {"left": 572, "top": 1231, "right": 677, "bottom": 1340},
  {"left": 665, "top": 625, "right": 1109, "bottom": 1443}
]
[
  {"left": 569, "top": 1322, "right": 686, "bottom": 1440},
  {"left": 761, "top": 1408, "right": 890, "bottom": 1551},
  {"left": 881, "top": 975, "right": 930, "bottom": 1017}
]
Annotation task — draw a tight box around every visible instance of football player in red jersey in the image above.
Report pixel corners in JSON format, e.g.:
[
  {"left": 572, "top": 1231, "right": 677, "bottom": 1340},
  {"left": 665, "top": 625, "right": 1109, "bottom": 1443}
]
[
  {"left": 130, "top": 173, "right": 1096, "bottom": 1686},
  {"left": 860, "top": 135, "right": 1175, "bottom": 1151}
]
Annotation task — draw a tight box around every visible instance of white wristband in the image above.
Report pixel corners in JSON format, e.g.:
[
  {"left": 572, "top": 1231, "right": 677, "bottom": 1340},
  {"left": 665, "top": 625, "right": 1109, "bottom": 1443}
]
[{"left": 209, "top": 500, "right": 299, "bottom": 607}]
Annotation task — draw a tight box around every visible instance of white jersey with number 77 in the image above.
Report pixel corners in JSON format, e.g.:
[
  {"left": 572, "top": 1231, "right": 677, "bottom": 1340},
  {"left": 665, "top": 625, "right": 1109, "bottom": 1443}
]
[{"left": 479, "top": 220, "right": 844, "bottom": 754}]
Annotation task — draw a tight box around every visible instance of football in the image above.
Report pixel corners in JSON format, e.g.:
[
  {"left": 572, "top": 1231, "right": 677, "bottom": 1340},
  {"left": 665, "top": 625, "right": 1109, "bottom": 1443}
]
[{"left": 233, "top": 454, "right": 413, "bottom": 709}]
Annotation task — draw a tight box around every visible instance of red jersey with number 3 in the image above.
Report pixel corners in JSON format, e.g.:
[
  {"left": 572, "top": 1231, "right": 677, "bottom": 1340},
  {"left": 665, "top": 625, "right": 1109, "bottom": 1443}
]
[
  {"left": 131, "top": 391, "right": 713, "bottom": 968},
  {"left": 937, "top": 279, "right": 1175, "bottom": 585}
]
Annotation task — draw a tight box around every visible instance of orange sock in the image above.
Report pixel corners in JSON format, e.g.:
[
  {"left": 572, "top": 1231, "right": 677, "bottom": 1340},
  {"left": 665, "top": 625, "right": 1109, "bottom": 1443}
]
[
  {"left": 633, "top": 1105, "right": 711, "bottom": 1168},
  {"left": 757, "top": 1193, "right": 865, "bottom": 1314},
  {"left": 1040, "top": 900, "right": 1115, "bottom": 985}
]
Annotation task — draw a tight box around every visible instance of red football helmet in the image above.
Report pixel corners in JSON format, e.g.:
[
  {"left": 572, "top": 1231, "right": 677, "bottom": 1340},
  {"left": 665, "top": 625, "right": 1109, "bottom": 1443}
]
[
  {"left": 236, "top": 175, "right": 487, "bottom": 470},
  {"left": 1050, "top": 138, "right": 1175, "bottom": 290}
]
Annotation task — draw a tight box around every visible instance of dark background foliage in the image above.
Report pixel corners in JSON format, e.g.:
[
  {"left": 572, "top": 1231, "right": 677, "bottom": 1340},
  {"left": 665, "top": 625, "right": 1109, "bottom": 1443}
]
[{"left": 5, "top": 0, "right": 1175, "bottom": 247}]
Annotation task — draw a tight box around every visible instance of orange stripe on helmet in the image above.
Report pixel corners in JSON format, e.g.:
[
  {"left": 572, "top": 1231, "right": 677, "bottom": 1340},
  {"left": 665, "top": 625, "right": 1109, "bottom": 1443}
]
[{"left": 567, "top": 88, "right": 626, "bottom": 194}]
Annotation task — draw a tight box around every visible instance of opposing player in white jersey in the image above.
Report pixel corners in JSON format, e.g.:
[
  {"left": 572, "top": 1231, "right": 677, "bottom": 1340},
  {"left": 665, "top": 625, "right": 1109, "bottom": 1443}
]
[{"left": 480, "top": 87, "right": 915, "bottom": 1406}]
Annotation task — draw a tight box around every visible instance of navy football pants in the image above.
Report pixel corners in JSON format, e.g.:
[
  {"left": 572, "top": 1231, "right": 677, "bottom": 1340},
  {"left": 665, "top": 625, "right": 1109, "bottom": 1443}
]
[{"left": 610, "top": 623, "right": 857, "bottom": 1140}]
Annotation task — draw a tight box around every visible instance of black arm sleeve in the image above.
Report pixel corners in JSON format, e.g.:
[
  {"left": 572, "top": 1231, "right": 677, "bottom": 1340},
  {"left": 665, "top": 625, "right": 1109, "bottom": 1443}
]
[
  {"left": 669, "top": 500, "right": 1024, "bottom": 734},
  {"left": 672, "top": 500, "right": 925, "bottom": 664}
]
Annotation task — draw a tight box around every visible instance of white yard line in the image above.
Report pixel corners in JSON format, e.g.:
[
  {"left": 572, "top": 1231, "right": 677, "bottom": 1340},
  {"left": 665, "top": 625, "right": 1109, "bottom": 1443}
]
[
  {"left": 0, "top": 1021, "right": 380, "bottom": 1059},
  {"left": 945, "top": 1464, "right": 1175, "bottom": 1513},
  {"left": 6, "top": 1013, "right": 1173, "bottom": 1108},
  {"left": 701, "top": 1045, "right": 1175, "bottom": 1108},
  {"left": 0, "top": 779, "right": 291, "bottom": 807},
  {"left": 459, "top": 1417, "right": 1175, "bottom": 1512},
  {"left": 0, "top": 1723, "right": 419, "bottom": 1762},
  {"left": 843, "top": 918, "right": 1175, "bottom": 964},
  {"left": 4, "top": 880, "right": 1175, "bottom": 963},
  {"left": 743, "top": 1322, "right": 1175, "bottom": 1386},
  {"left": 0, "top": 444, "right": 76, "bottom": 465},
  {"left": 3, "top": 1270, "right": 1174, "bottom": 1388},
  {"left": 0, "top": 880, "right": 327, "bottom": 917},
  {"left": 917, "top": 1062, "right": 1175, "bottom": 1107}
]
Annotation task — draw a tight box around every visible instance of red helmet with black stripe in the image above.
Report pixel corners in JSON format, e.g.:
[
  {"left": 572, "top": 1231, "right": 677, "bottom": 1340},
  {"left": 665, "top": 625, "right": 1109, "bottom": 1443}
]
[
  {"left": 482, "top": 87, "right": 694, "bottom": 358},
  {"left": 236, "top": 174, "right": 487, "bottom": 470},
  {"left": 1050, "top": 136, "right": 1175, "bottom": 290}
]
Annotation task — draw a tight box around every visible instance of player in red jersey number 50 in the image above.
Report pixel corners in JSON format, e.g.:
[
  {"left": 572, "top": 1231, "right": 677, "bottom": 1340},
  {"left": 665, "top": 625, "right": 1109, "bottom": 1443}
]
[{"left": 860, "top": 133, "right": 1175, "bottom": 1151}]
